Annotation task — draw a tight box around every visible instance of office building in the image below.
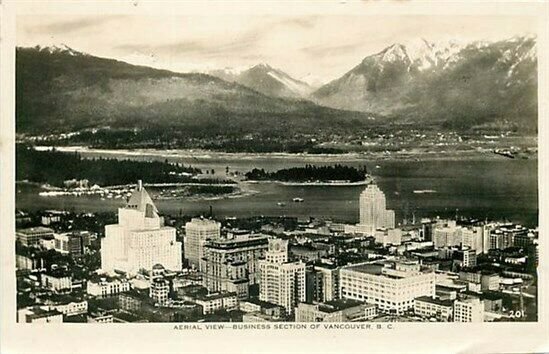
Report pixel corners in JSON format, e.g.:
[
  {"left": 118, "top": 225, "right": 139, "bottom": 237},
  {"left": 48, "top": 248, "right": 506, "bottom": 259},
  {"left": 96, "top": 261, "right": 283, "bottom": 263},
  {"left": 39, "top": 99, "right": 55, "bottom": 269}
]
[
  {"left": 16, "top": 227, "right": 54, "bottom": 247},
  {"left": 340, "top": 260, "right": 435, "bottom": 314},
  {"left": 53, "top": 233, "right": 86, "bottom": 258},
  {"left": 421, "top": 219, "right": 436, "bottom": 242},
  {"left": 459, "top": 271, "right": 500, "bottom": 291},
  {"left": 295, "top": 300, "right": 377, "bottom": 322},
  {"left": 87, "top": 277, "right": 131, "bottom": 297},
  {"left": 489, "top": 224, "right": 529, "bottom": 251},
  {"left": 101, "top": 181, "right": 182, "bottom": 275},
  {"left": 17, "top": 306, "right": 64, "bottom": 323},
  {"left": 184, "top": 292, "right": 238, "bottom": 315},
  {"left": 413, "top": 296, "right": 453, "bottom": 321},
  {"left": 461, "top": 226, "right": 484, "bottom": 254},
  {"left": 51, "top": 300, "right": 89, "bottom": 317},
  {"left": 149, "top": 264, "right": 171, "bottom": 306},
  {"left": 201, "top": 234, "right": 268, "bottom": 299},
  {"left": 184, "top": 218, "right": 221, "bottom": 270},
  {"left": 41, "top": 272, "right": 72, "bottom": 293},
  {"left": 358, "top": 184, "right": 395, "bottom": 235},
  {"left": 88, "top": 311, "right": 114, "bottom": 323},
  {"left": 453, "top": 296, "right": 484, "bottom": 322},
  {"left": 305, "top": 264, "right": 340, "bottom": 303},
  {"left": 433, "top": 220, "right": 461, "bottom": 248},
  {"left": 259, "top": 239, "right": 306, "bottom": 314},
  {"left": 374, "top": 228, "right": 403, "bottom": 246},
  {"left": 452, "top": 247, "right": 477, "bottom": 268}
]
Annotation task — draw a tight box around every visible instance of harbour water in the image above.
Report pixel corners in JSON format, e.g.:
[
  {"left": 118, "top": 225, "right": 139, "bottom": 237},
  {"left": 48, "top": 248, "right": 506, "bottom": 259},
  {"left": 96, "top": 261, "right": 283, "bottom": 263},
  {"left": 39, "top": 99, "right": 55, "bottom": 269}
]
[{"left": 17, "top": 149, "right": 538, "bottom": 227}]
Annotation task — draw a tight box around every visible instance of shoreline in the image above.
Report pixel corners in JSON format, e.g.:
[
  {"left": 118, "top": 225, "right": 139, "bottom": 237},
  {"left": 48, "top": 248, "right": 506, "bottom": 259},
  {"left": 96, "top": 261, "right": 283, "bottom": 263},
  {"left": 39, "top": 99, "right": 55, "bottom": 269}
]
[
  {"left": 17, "top": 180, "right": 252, "bottom": 202},
  {"left": 246, "top": 180, "right": 371, "bottom": 186},
  {"left": 32, "top": 145, "right": 538, "bottom": 162}
]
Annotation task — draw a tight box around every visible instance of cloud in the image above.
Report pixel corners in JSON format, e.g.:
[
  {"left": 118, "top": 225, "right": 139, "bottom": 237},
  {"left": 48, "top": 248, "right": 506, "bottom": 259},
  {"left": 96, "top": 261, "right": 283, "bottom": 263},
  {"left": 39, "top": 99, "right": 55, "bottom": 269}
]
[
  {"left": 25, "top": 16, "right": 125, "bottom": 34},
  {"left": 112, "top": 19, "right": 269, "bottom": 59},
  {"left": 115, "top": 41, "right": 206, "bottom": 55},
  {"left": 301, "top": 42, "right": 361, "bottom": 57},
  {"left": 274, "top": 16, "right": 318, "bottom": 29}
]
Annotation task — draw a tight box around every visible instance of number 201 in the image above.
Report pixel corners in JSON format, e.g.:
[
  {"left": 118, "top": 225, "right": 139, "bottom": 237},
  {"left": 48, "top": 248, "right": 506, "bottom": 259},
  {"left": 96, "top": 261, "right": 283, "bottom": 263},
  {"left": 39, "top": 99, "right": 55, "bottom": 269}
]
[{"left": 509, "top": 310, "right": 525, "bottom": 318}]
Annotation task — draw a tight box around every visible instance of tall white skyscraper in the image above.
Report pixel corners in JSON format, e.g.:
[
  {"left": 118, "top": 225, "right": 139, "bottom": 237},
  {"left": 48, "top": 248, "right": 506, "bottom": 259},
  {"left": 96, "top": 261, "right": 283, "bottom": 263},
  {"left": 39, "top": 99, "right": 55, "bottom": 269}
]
[
  {"left": 184, "top": 218, "right": 221, "bottom": 270},
  {"left": 358, "top": 184, "right": 395, "bottom": 235},
  {"left": 101, "top": 181, "right": 182, "bottom": 275},
  {"left": 259, "top": 239, "right": 306, "bottom": 314}
]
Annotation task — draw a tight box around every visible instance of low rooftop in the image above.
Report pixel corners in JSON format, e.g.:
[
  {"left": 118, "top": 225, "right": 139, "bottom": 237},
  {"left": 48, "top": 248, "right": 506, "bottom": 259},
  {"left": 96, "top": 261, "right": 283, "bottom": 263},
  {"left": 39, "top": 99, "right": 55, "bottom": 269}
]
[
  {"left": 241, "top": 298, "right": 281, "bottom": 309},
  {"left": 23, "top": 306, "right": 62, "bottom": 320},
  {"left": 415, "top": 296, "right": 454, "bottom": 307},
  {"left": 318, "top": 299, "right": 373, "bottom": 313},
  {"left": 192, "top": 292, "right": 237, "bottom": 301},
  {"left": 17, "top": 227, "right": 54, "bottom": 235}
]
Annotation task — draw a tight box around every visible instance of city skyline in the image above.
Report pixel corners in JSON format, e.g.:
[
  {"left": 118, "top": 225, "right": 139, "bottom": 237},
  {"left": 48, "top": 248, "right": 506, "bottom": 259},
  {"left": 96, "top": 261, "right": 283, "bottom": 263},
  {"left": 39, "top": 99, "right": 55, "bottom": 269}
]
[
  {"left": 3, "top": 1, "right": 547, "bottom": 353},
  {"left": 15, "top": 177, "right": 539, "bottom": 324}
]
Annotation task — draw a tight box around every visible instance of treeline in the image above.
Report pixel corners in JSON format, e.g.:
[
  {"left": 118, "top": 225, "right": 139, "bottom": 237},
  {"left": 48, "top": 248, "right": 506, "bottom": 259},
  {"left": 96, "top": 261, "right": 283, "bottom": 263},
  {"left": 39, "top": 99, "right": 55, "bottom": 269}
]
[
  {"left": 245, "top": 164, "right": 368, "bottom": 182},
  {"left": 16, "top": 145, "right": 201, "bottom": 187},
  {"left": 37, "top": 129, "right": 345, "bottom": 154}
]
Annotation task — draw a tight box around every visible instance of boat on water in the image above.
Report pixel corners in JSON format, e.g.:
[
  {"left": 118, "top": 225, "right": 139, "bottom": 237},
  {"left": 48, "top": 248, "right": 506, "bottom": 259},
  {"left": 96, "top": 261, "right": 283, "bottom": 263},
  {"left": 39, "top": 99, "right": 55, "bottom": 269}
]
[
  {"left": 493, "top": 149, "right": 515, "bottom": 159},
  {"left": 277, "top": 202, "right": 286, "bottom": 206},
  {"left": 292, "top": 197, "right": 304, "bottom": 203},
  {"left": 413, "top": 190, "right": 437, "bottom": 194}
]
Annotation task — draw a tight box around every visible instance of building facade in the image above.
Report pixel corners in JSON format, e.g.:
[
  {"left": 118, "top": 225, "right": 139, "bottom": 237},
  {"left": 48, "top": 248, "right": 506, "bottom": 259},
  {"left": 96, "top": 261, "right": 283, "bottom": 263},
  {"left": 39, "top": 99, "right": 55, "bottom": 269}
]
[
  {"left": 259, "top": 239, "right": 306, "bottom": 314},
  {"left": 149, "top": 264, "right": 171, "bottom": 306},
  {"left": 358, "top": 184, "right": 395, "bottom": 235},
  {"left": 340, "top": 260, "right": 435, "bottom": 315},
  {"left": 87, "top": 278, "right": 131, "bottom": 297},
  {"left": 305, "top": 264, "right": 340, "bottom": 303},
  {"left": 51, "top": 300, "right": 89, "bottom": 317},
  {"left": 187, "top": 292, "right": 238, "bottom": 315},
  {"left": 17, "top": 306, "right": 63, "bottom": 323},
  {"left": 184, "top": 218, "right": 221, "bottom": 270},
  {"left": 374, "top": 228, "right": 402, "bottom": 246},
  {"left": 295, "top": 300, "right": 377, "bottom": 322},
  {"left": 41, "top": 273, "right": 72, "bottom": 293},
  {"left": 489, "top": 224, "right": 529, "bottom": 251},
  {"left": 16, "top": 227, "right": 55, "bottom": 247},
  {"left": 201, "top": 234, "right": 268, "bottom": 299},
  {"left": 453, "top": 297, "right": 484, "bottom": 322},
  {"left": 413, "top": 296, "right": 453, "bottom": 321},
  {"left": 101, "top": 181, "right": 182, "bottom": 275}
]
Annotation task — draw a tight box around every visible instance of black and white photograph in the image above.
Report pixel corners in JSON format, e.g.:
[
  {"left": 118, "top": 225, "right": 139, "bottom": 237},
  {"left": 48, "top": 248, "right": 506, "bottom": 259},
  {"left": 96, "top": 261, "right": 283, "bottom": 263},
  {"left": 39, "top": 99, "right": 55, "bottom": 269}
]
[{"left": 1, "top": 1, "right": 548, "bottom": 353}]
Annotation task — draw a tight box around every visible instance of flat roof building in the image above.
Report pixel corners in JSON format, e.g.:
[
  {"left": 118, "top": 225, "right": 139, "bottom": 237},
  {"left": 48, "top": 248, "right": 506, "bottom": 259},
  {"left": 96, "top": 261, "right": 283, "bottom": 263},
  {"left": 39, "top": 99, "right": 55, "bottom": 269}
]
[
  {"left": 295, "top": 299, "right": 377, "bottom": 322},
  {"left": 16, "top": 227, "right": 54, "bottom": 247},
  {"left": 259, "top": 239, "right": 306, "bottom": 314},
  {"left": 184, "top": 218, "right": 221, "bottom": 271},
  {"left": 413, "top": 296, "right": 453, "bottom": 322},
  {"left": 340, "top": 260, "right": 435, "bottom": 315},
  {"left": 454, "top": 296, "right": 484, "bottom": 322},
  {"left": 202, "top": 234, "right": 268, "bottom": 299},
  {"left": 17, "top": 306, "right": 63, "bottom": 323}
]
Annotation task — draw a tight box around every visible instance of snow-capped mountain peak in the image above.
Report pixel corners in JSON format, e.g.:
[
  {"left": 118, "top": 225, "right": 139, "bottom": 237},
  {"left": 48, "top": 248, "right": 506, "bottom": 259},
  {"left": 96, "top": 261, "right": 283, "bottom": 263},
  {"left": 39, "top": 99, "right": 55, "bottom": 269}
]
[
  {"left": 209, "top": 62, "right": 312, "bottom": 98},
  {"left": 36, "top": 43, "right": 83, "bottom": 56},
  {"left": 375, "top": 38, "right": 468, "bottom": 71}
]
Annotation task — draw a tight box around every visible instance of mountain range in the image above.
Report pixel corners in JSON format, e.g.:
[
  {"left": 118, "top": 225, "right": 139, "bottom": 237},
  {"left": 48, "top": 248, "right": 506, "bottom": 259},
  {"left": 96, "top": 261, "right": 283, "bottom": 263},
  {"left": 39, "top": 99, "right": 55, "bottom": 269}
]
[
  {"left": 16, "top": 35, "right": 537, "bottom": 139},
  {"left": 313, "top": 36, "right": 537, "bottom": 129},
  {"left": 16, "top": 46, "right": 369, "bottom": 137},
  {"left": 209, "top": 63, "right": 313, "bottom": 99}
]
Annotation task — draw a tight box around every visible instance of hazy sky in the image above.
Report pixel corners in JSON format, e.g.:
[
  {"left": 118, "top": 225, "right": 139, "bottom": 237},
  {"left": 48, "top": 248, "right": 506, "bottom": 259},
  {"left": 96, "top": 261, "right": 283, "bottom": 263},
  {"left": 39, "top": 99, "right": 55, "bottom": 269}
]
[{"left": 17, "top": 14, "right": 537, "bottom": 85}]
